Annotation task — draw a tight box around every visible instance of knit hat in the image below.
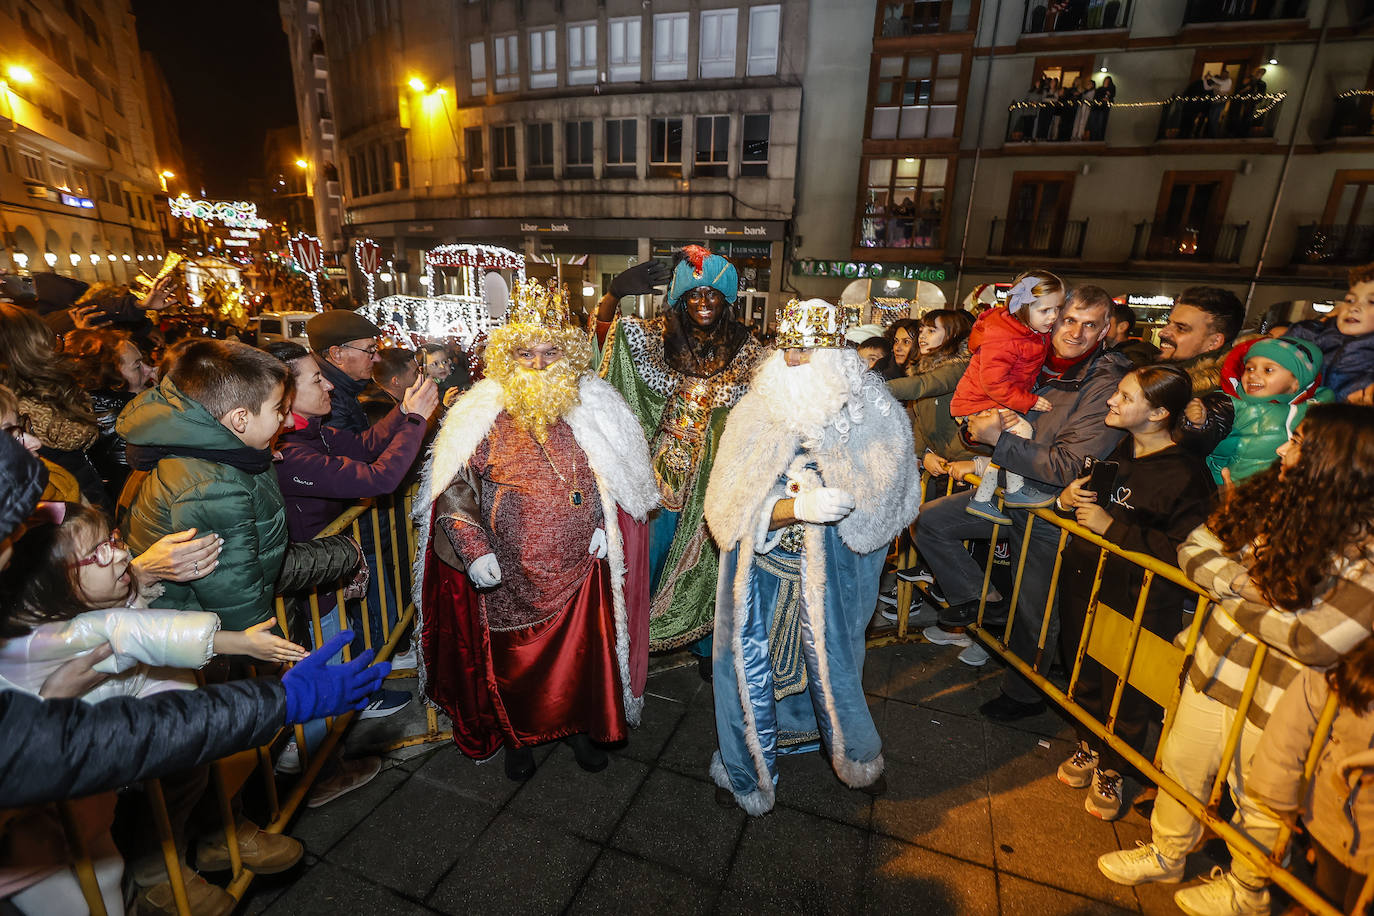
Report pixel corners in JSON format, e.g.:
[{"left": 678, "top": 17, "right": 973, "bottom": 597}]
[
  {"left": 306, "top": 309, "right": 382, "bottom": 353},
  {"left": 0, "top": 434, "right": 47, "bottom": 545},
  {"left": 667, "top": 245, "right": 738, "bottom": 308},
  {"left": 1246, "top": 337, "right": 1323, "bottom": 391}
]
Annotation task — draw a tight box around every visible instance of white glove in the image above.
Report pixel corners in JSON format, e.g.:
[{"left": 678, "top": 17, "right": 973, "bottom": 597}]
[
  {"left": 588, "top": 528, "right": 608, "bottom": 559},
  {"left": 792, "top": 487, "right": 856, "bottom": 524},
  {"left": 468, "top": 553, "right": 502, "bottom": 588}
]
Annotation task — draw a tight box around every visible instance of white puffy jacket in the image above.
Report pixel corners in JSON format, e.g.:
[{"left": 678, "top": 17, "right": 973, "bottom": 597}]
[{"left": 0, "top": 608, "right": 220, "bottom": 704}]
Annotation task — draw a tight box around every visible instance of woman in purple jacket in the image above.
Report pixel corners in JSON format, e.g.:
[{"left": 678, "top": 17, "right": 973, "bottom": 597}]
[{"left": 267, "top": 342, "right": 438, "bottom": 541}]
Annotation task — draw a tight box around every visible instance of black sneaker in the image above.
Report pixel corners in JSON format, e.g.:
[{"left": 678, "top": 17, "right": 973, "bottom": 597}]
[
  {"left": 979, "top": 692, "right": 1047, "bottom": 722},
  {"left": 914, "top": 581, "right": 947, "bottom": 608},
  {"left": 937, "top": 596, "right": 1008, "bottom": 630}
]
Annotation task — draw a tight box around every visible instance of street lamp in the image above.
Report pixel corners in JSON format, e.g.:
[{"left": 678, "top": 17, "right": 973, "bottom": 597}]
[
  {"left": 407, "top": 76, "right": 429, "bottom": 93},
  {"left": 295, "top": 158, "right": 308, "bottom": 169},
  {"left": 68, "top": 252, "right": 81, "bottom": 267},
  {"left": 158, "top": 169, "right": 174, "bottom": 192}
]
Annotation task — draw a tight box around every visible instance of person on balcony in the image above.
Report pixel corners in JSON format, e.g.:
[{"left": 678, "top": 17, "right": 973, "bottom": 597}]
[
  {"left": 415, "top": 280, "right": 658, "bottom": 782},
  {"left": 595, "top": 248, "right": 767, "bottom": 679},
  {"left": 704, "top": 298, "right": 919, "bottom": 814}
]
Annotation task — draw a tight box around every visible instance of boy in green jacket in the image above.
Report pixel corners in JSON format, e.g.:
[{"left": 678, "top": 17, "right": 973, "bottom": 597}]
[{"left": 119, "top": 340, "right": 291, "bottom": 630}]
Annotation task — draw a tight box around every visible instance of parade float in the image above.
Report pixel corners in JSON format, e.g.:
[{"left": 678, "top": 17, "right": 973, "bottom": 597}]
[{"left": 359, "top": 243, "right": 525, "bottom": 349}]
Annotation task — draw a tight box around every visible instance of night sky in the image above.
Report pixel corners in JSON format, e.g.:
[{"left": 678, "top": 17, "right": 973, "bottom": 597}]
[{"left": 132, "top": 0, "right": 298, "bottom": 197}]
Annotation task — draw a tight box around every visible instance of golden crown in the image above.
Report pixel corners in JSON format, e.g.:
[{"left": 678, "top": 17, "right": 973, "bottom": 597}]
[
  {"left": 506, "top": 278, "right": 574, "bottom": 330},
  {"left": 775, "top": 298, "right": 848, "bottom": 350}
]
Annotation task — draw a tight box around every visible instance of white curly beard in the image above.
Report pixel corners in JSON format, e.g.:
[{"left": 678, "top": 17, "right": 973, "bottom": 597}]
[{"left": 749, "top": 349, "right": 869, "bottom": 447}]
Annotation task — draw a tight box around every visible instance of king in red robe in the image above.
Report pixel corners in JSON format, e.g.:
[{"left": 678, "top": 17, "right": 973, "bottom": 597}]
[{"left": 413, "top": 280, "right": 659, "bottom": 780}]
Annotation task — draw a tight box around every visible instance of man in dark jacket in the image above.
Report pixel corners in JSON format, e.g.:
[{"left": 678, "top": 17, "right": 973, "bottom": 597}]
[
  {"left": 918, "top": 287, "right": 1130, "bottom": 721},
  {"left": 360, "top": 347, "right": 420, "bottom": 425},
  {"left": 1154, "top": 286, "right": 1244, "bottom": 456},
  {"left": 1105, "top": 301, "right": 1159, "bottom": 366},
  {"left": 306, "top": 309, "right": 383, "bottom": 433}
]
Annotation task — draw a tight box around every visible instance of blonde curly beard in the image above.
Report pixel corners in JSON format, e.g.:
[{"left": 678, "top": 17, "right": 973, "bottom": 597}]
[{"left": 484, "top": 323, "right": 593, "bottom": 443}]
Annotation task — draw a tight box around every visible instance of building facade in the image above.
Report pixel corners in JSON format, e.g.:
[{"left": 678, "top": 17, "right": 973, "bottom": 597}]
[
  {"left": 0, "top": 0, "right": 167, "bottom": 284},
  {"left": 279, "top": 0, "right": 345, "bottom": 258},
  {"left": 297, "top": 0, "right": 805, "bottom": 324},
  {"left": 793, "top": 0, "right": 1374, "bottom": 324}
]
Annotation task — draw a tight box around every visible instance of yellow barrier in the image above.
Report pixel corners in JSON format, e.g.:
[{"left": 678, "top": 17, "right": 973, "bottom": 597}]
[
  {"left": 875, "top": 473, "right": 1344, "bottom": 916},
  {"left": 26, "top": 489, "right": 448, "bottom": 915}
]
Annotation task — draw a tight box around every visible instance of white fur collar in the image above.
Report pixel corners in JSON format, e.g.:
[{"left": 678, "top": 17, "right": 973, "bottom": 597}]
[{"left": 417, "top": 375, "right": 659, "bottom": 525}]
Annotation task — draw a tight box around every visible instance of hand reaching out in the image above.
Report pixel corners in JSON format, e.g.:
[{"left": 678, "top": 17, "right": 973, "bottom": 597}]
[
  {"left": 215, "top": 620, "right": 309, "bottom": 664},
  {"left": 131, "top": 529, "right": 223, "bottom": 583}
]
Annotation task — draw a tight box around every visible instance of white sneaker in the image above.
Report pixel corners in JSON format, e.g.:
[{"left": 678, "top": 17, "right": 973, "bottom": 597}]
[
  {"left": 922, "top": 625, "right": 972, "bottom": 648},
  {"left": 275, "top": 739, "right": 301, "bottom": 775},
  {"left": 391, "top": 644, "right": 417, "bottom": 670},
  {"left": 1174, "top": 867, "right": 1270, "bottom": 916},
  {"left": 957, "top": 643, "right": 989, "bottom": 667},
  {"left": 1097, "top": 841, "right": 1186, "bottom": 886}
]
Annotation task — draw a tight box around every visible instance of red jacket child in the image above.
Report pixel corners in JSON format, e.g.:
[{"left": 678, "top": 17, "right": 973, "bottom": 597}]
[{"left": 949, "top": 305, "right": 1050, "bottom": 418}]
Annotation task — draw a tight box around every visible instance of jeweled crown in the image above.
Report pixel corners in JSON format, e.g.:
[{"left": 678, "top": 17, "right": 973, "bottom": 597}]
[
  {"left": 775, "top": 298, "right": 848, "bottom": 350},
  {"left": 507, "top": 278, "right": 574, "bottom": 329}
]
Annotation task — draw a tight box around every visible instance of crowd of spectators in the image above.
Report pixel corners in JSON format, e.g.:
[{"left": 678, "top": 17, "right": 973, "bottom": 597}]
[
  {"left": 882, "top": 261, "right": 1374, "bottom": 914},
  {"left": 2, "top": 257, "right": 1374, "bottom": 914},
  {"left": 0, "top": 270, "right": 470, "bottom": 915}
]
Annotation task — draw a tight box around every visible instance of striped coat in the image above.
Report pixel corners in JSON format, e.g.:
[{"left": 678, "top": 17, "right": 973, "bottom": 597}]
[{"left": 1177, "top": 526, "right": 1374, "bottom": 729}]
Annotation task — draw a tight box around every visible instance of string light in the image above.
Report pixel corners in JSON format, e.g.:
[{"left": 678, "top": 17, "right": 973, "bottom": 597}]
[
  {"left": 1008, "top": 91, "right": 1286, "bottom": 118},
  {"left": 353, "top": 238, "right": 382, "bottom": 307}
]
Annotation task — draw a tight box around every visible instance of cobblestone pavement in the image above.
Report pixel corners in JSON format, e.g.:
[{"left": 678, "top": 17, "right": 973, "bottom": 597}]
[{"left": 237, "top": 635, "right": 1233, "bottom": 915}]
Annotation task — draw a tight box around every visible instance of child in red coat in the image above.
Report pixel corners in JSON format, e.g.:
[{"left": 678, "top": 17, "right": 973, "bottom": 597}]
[{"left": 950, "top": 270, "right": 1064, "bottom": 523}]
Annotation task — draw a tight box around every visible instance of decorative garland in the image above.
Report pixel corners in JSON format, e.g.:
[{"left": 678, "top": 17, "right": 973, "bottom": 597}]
[{"left": 1008, "top": 91, "right": 1286, "bottom": 118}]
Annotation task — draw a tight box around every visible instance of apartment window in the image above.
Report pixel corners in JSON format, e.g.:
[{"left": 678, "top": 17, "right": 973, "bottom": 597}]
[
  {"left": 529, "top": 27, "right": 557, "bottom": 89},
  {"left": 74, "top": 168, "right": 92, "bottom": 196},
  {"left": 567, "top": 21, "right": 597, "bottom": 85},
  {"left": 494, "top": 33, "right": 519, "bottom": 93},
  {"left": 565, "top": 121, "right": 593, "bottom": 178},
  {"left": 525, "top": 122, "right": 554, "bottom": 179},
  {"left": 48, "top": 157, "right": 71, "bottom": 190},
  {"left": 104, "top": 131, "right": 119, "bottom": 153},
  {"left": 17, "top": 146, "right": 43, "bottom": 183},
  {"left": 649, "top": 117, "right": 683, "bottom": 177},
  {"left": 469, "top": 41, "right": 487, "bottom": 95},
  {"left": 879, "top": 0, "right": 972, "bottom": 36},
  {"left": 375, "top": 144, "right": 394, "bottom": 192},
  {"left": 124, "top": 190, "right": 134, "bottom": 213},
  {"left": 61, "top": 92, "right": 84, "bottom": 138},
  {"left": 80, "top": 11, "right": 100, "bottom": 46},
  {"left": 394, "top": 140, "right": 409, "bottom": 189},
  {"left": 606, "top": 118, "right": 638, "bottom": 177},
  {"left": 870, "top": 52, "right": 960, "bottom": 139},
  {"left": 492, "top": 125, "right": 516, "bottom": 180},
  {"left": 0, "top": 143, "right": 10, "bottom": 174},
  {"left": 653, "top": 13, "right": 689, "bottom": 80},
  {"left": 349, "top": 152, "right": 362, "bottom": 196},
  {"left": 747, "top": 5, "right": 781, "bottom": 77},
  {"left": 858, "top": 157, "right": 948, "bottom": 249},
  {"left": 700, "top": 9, "right": 738, "bottom": 79},
  {"left": 1144, "top": 170, "right": 1234, "bottom": 260},
  {"left": 366, "top": 148, "right": 380, "bottom": 195},
  {"left": 694, "top": 115, "right": 730, "bottom": 177},
  {"left": 106, "top": 177, "right": 121, "bottom": 203},
  {"left": 609, "top": 16, "right": 642, "bottom": 82},
  {"left": 1004, "top": 171, "right": 1076, "bottom": 255},
  {"left": 741, "top": 114, "right": 770, "bottom": 176},
  {"left": 464, "top": 127, "right": 485, "bottom": 181}
]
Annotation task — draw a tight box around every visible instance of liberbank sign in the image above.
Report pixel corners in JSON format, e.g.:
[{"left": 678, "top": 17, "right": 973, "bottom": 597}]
[
  {"left": 793, "top": 259, "right": 950, "bottom": 281},
  {"left": 392, "top": 217, "right": 784, "bottom": 241}
]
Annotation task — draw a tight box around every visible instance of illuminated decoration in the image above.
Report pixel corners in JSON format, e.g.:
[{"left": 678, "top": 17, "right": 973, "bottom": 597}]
[
  {"left": 168, "top": 194, "right": 271, "bottom": 230},
  {"left": 1008, "top": 91, "right": 1288, "bottom": 118},
  {"left": 794, "top": 260, "right": 949, "bottom": 281},
  {"left": 59, "top": 192, "right": 95, "bottom": 209},
  {"left": 353, "top": 238, "right": 382, "bottom": 307},
  {"left": 288, "top": 233, "right": 325, "bottom": 312},
  {"left": 361, "top": 243, "right": 525, "bottom": 348}
]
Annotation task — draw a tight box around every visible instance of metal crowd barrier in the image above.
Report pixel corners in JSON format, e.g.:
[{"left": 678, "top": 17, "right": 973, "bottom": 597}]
[
  {"left": 874, "top": 471, "right": 1348, "bottom": 916},
  {"left": 41, "top": 489, "right": 448, "bottom": 915}
]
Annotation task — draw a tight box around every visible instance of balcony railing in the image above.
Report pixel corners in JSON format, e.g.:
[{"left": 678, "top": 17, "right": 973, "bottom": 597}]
[
  {"left": 1131, "top": 221, "right": 1249, "bottom": 263},
  {"left": 1022, "top": 0, "right": 1133, "bottom": 33},
  {"left": 1182, "top": 0, "right": 1308, "bottom": 23},
  {"left": 1156, "top": 93, "right": 1283, "bottom": 140},
  {"left": 988, "top": 218, "right": 1089, "bottom": 258},
  {"left": 858, "top": 208, "right": 943, "bottom": 250},
  {"left": 1291, "top": 224, "right": 1374, "bottom": 267},
  {"left": 1006, "top": 100, "right": 1110, "bottom": 142},
  {"left": 1328, "top": 92, "right": 1374, "bottom": 139}
]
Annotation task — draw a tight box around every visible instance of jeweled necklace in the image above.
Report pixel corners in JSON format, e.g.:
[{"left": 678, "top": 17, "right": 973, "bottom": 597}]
[{"left": 534, "top": 432, "right": 585, "bottom": 508}]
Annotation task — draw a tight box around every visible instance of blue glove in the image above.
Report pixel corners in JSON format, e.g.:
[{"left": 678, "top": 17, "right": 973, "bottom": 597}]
[{"left": 281, "top": 630, "right": 392, "bottom": 724}]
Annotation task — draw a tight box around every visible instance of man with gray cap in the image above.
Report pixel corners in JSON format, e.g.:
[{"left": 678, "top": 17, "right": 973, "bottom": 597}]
[{"left": 306, "top": 309, "right": 383, "bottom": 433}]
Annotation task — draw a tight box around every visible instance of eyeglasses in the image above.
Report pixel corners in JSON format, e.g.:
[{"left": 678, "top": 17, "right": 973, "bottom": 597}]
[
  {"left": 340, "top": 344, "right": 379, "bottom": 357},
  {"left": 2, "top": 414, "right": 32, "bottom": 441},
  {"left": 69, "top": 530, "right": 127, "bottom": 568}
]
